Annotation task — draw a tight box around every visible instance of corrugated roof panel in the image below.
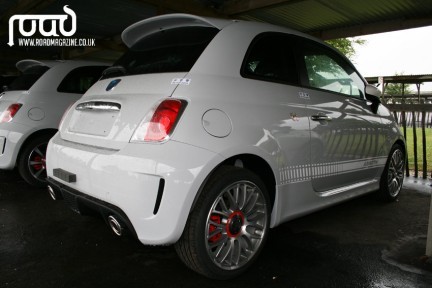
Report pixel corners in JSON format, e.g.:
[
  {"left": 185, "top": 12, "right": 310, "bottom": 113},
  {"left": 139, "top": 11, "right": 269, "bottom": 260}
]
[
  {"left": 238, "top": 0, "right": 350, "bottom": 31},
  {"left": 236, "top": 0, "right": 432, "bottom": 33},
  {"left": 1, "top": 0, "right": 431, "bottom": 74}
]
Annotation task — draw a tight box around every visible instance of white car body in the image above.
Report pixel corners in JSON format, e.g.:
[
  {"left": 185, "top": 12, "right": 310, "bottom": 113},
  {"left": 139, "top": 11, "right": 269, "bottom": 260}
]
[
  {"left": 46, "top": 14, "right": 405, "bottom": 278},
  {"left": 0, "top": 60, "right": 108, "bottom": 185}
]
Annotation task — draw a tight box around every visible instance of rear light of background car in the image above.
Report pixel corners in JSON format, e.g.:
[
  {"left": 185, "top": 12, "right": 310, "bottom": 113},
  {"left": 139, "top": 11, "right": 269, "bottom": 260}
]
[
  {"left": 0, "top": 103, "right": 22, "bottom": 123},
  {"left": 131, "top": 99, "right": 186, "bottom": 143}
]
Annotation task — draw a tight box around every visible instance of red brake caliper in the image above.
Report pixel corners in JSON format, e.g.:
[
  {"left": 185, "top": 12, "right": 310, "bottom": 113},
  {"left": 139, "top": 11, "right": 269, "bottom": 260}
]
[
  {"left": 209, "top": 214, "right": 222, "bottom": 243},
  {"left": 32, "top": 155, "right": 43, "bottom": 170}
]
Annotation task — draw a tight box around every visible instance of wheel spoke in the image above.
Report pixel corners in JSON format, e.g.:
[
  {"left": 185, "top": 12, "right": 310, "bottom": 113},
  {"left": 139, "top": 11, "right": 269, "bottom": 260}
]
[
  {"left": 33, "top": 166, "right": 46, "bottom": 179},
  {"left": 207, "top": 226, "right": 223, "bottom": 240},
  {"left": 33, "top": 146, "right": 44, "bottom": 158},
  {"left": 243, "top": 190, "right": 259, "bottom": 215},
  {"left": 228, "top": 239, "right": 240, "bottom": 266},
  {"left": 211, "top": 209, "right": 230, "bottom": 219},
  {"left": 238, "top": 184, "right": 248, "bottom": 210},
  {"left": 216, "top": 239, "right": 233, "bottom": 264},
  {"left": 225, "top": 189, "right": 238, "bottom": 211},
  {"left": 217, "top": 197, "right": 231, "bottom": 214}
]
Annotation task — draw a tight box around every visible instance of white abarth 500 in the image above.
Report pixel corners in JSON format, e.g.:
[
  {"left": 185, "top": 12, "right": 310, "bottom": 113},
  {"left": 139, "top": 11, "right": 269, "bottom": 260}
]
[
  {"left": 0, "top": 60, "right": 108, "bottom": 186},
  {"left": 46, "top": 14, "right": 405, "bottom": 279}
]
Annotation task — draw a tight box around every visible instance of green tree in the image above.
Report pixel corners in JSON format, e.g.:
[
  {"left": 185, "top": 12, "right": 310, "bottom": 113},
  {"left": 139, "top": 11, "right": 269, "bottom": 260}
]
[
  {"left": 326, "top": 38, "right": 365, "bottom": 61},
  {"left": 385, "top": 82, "right": 413, "bottom": 96},
  {"left": 384, "top": 73, "right": 413, "bottom": 96}
]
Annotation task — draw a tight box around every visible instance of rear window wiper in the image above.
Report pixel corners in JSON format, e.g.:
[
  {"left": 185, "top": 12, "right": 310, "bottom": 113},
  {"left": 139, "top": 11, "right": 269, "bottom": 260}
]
[{"left": 101, "top": 65, "right": 127, "bottom": 80}]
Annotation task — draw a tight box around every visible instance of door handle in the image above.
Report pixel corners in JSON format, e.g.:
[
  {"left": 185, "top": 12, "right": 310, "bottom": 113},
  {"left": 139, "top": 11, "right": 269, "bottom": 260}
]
[{"left": 311, "top": 114, "right": 332, "bottom": 122}]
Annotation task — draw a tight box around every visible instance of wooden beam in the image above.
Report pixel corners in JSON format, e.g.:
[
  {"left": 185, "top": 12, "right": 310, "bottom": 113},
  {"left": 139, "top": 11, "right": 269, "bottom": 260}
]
[
  {"left": 136, "top": 0, "right": 224, "bottom": 17},
  {"left": 385, "top": 104, "right": 432, "bottom": 112},
  {"left": 366, "top": 75, "right": 432, "bottom": 85},
  {"left": 311, "top": 17, "right": 432, "bottom": 40},
  {"left": 221, "top": 0, "right": 295, "bottom": 15}
]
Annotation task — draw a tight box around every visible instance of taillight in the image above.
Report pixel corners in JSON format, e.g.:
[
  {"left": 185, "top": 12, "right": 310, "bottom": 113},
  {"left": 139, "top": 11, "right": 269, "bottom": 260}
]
[
  {"left": 0, "top": 103, "right": 23, "bottom": 123},
  {"left": 131, "top": 99, "right": 185, "bottom": 143}
]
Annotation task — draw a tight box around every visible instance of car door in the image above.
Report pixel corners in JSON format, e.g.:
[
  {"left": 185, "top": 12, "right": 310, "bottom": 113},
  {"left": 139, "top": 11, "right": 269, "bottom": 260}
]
[
  {"left": 241, "top": 32, "right": 312, "bottom": 181},
  {"left": 297, "top": 38, "right": 385, "bottom": 193}
]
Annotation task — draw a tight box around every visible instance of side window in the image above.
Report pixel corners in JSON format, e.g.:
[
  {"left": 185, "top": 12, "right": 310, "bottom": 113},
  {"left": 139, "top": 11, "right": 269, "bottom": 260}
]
[
  {"left": 300, "top": 40, "right": 365, "bottom": 98},
  {"left": 241, "top": 33, "right": 299, "bottom": 85},
  {"left": 7, "top": 65, "right": 50, "bottom": 91},
  {"left": 57, "top": 66, "right": 107, "bottom": 94}
]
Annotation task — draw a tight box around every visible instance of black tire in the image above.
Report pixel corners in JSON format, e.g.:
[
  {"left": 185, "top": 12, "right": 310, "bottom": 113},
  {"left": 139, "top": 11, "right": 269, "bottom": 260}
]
[
  {"left": 18, "top": 133, "right": 53, "bottom": 187},
  {"left": 379, "top": 144, "right": 405, "bottom": 201},
  {"left": 175, "top": 166, "right": 271, "bottom": 279}
]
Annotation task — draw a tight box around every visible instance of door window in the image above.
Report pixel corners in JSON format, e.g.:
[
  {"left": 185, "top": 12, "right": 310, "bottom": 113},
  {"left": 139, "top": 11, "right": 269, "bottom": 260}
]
[{"left": 300, "top": 40, "right": 365, "bottom": 99}]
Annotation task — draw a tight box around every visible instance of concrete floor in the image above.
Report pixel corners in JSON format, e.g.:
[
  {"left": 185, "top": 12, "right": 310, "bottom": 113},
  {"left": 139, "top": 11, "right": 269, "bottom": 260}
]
[{"left": 1, "top": 170, "right": 432, "bottom": 288}]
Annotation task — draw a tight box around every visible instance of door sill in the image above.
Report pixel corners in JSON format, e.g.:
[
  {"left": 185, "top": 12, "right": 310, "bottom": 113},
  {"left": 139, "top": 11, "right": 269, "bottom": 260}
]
[{"left": 317, "top": 179, "right": 378, "bottom": 197}]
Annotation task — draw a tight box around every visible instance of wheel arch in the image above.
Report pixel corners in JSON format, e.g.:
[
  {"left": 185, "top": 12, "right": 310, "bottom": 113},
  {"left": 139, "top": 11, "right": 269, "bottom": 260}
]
[
  {"left": 192, "top": 153, "right": 277, "bottom": 212},
  {"left": 394, "top": 138, "right": 406, "bottom": 153},
  {"left": 17, "top": 128, "right": 57, "bottom": 161},
  {"left": 391, "top": 138, "right": 407, "bottom": 162}
]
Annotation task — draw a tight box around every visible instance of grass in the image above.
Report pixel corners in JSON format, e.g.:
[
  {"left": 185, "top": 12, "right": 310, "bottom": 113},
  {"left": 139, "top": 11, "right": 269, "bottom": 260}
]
[{"left": 402, "top": 127, "right": 432, "bottom": 172}]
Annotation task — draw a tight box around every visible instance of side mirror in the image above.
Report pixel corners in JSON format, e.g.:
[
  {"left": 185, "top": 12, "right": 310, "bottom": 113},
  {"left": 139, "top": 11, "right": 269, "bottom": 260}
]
[
  {"left": 365, "top": 84, "right": 381, "bottom": 99},
  {"left": 365, "top": 84, "right": 381, "bottom": 113}
]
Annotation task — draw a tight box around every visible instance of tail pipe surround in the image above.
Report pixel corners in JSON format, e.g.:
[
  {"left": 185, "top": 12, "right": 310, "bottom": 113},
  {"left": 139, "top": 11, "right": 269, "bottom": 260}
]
[
  {"left": 47, "top": 185, "right": 63, "bottom": 200},
  {"left": 107, "top": 215, "right": 124, "bottom": 236}
]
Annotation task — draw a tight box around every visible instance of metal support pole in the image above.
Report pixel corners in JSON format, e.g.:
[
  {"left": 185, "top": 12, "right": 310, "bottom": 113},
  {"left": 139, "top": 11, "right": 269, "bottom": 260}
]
[
  {"left": 416, "top": 83, "right": 421, "bottom": 103},
  {"left": 426, "top": 193, "right": 432, "bottom": 256}
]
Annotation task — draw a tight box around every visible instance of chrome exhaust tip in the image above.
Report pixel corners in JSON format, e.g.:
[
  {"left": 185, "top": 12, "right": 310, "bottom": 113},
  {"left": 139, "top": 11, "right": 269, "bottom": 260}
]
[
  {"left": 107, "top": 215, "right": 123, "bottom": 236},
  {"left": 47, "top": 185, "right": 57, "bottom": 200}
]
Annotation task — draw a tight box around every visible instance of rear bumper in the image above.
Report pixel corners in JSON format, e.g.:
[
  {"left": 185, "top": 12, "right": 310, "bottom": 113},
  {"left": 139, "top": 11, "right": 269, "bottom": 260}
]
[
  {"left": 47, "top": 176, "right": 139, "bottom": 238},
  {"left": 0, "top": 123, "right": 31, "bottom": 169},
  {"left": 46, "top": 134, "right": 223, "bottom": 245}
]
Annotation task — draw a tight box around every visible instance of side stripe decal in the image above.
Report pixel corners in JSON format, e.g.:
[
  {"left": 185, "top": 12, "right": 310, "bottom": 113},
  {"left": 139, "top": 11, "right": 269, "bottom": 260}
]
[{"left": 279, "top": 157, "right": 387, "bottom": 185}]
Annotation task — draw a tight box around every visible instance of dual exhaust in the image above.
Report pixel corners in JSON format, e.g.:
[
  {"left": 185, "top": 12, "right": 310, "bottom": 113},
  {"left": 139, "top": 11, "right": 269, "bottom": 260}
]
[{"left": 47, "top": 184, "right": 125, "bottom": 237}]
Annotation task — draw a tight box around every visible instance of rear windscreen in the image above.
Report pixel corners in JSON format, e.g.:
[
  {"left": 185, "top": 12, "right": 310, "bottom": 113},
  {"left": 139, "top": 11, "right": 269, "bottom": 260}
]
[
  {"left": 57, "top": 66, "right": 108, "bottom": 94},
  {"left": 7, "top": 65, "right": 50, "bottom": 91},
  {"left": 102, "top": 26, "right": 219, "bottom": 79}
]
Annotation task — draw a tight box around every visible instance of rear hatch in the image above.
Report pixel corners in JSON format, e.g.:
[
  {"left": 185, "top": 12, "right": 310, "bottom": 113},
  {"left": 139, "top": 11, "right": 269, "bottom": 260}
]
[
  {"left": 0, "top": 60, "right": 52, "bottom": 121},
  {"left": 59, "top": 73, "right": 187, "bottom": 150},
  {"left": 58, "top": 14, "right": 229, "bottom": 150}
]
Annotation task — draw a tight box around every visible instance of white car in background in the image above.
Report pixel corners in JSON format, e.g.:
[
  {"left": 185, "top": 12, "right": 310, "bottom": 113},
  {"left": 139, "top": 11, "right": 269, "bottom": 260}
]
[
  {"left": 46, "top": 14, "right": 406, "bottom": 279},
  {"left": 0, "top": 60, "right": 108, "bottom": 186}
]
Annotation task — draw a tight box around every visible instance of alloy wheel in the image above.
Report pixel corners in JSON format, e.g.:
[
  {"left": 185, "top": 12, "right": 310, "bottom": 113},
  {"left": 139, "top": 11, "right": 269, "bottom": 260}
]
[
  {"left": 205, "top": 180, "right": 268, "bottom": 270},
  {"left": 27, "top": 142, "right": 48, "bottom": 182},
  {"left": 387, "top": 148, "right": 404, "bottom": 197}
]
